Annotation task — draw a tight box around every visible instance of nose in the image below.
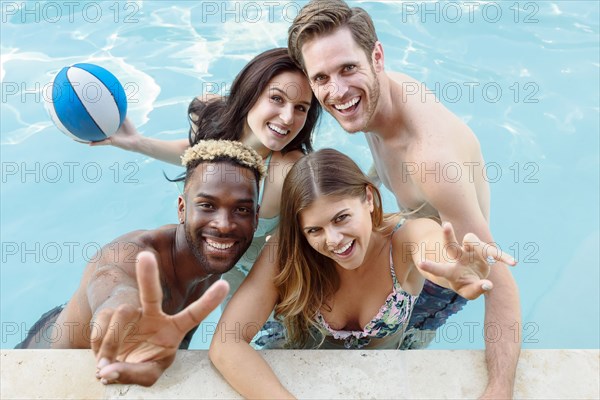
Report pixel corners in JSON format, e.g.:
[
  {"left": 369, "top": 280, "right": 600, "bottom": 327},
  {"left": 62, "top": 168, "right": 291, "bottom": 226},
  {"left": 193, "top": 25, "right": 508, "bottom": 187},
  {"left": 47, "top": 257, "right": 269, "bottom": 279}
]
[
  {"left": 325, "top": 76, "right": 348, "bottom": 102},
  {"left": 324, "top": 226, "right": 343, "bottom": 249},
  {"left": 210, "top": 209, "right": 236, "bottom": 233},
  {"left": 280, "top": 104, "right": 294, "bottom": 125}
]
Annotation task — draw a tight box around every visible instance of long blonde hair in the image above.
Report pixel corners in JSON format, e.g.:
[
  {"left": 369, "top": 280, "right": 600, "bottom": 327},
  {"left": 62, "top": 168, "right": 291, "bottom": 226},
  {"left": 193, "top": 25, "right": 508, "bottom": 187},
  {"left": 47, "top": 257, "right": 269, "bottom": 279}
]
[{"left": 274, "top": 148, "right": 388, "bottom": 347}]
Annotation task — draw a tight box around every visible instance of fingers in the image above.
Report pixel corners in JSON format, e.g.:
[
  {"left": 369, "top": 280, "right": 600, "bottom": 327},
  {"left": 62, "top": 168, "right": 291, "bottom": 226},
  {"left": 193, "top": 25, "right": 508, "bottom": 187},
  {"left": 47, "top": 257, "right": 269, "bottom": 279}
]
[
  {"left": 485, "top": 246, "right": 518, "bottom": 267},
  {"left": 90, "top": 309, "right": 113, "bottom": 357},
  {"left": 442, "top": 222, "right": 459, "bottom": 246},
  {"left": 441, "top": 222, "right": 461, "bottom": 259},
  {"left": 172, "top": 280, "right": 229, "bottom": 334},
  {"left": 95, "top": 304, "right": 140, "bottom": 364},
  {"left": 456, "top": 279, "right": 494, "bottom": 300},
  {"left": 97, "top": 357, "right": 173, "bottom": 387},
  {"left": 418, "top": 260, "right": 451, "bottom": 280},
  {"left": 136, "top": 251, "right": 163, "bottom": 316},
  {"left": 88, "top": 138, "right": 111, "bottom": 146},
  {"left": 459, "top": 233, "right": 517, "bottom": 267},
  {"left": 461, "top": 232, "right": 483, "bottom": 254}
]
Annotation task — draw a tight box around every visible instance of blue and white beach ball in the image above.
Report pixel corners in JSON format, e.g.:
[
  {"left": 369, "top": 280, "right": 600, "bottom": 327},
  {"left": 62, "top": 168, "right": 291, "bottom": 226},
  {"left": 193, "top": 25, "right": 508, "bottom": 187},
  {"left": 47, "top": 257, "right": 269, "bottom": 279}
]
[{"left": 47, "top": 63, "right": 127, "bottom": 142}]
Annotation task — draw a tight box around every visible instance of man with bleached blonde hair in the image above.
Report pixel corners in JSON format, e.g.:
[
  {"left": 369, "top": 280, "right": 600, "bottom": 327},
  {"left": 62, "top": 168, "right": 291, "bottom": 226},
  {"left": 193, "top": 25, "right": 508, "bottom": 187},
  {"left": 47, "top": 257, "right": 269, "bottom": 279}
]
[{"left": 17, "top": 140, "right": 265, "bottom": 387}]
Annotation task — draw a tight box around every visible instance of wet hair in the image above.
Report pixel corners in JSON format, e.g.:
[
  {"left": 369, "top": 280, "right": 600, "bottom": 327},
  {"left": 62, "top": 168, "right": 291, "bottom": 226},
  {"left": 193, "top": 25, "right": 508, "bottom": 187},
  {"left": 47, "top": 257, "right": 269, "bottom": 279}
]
[
  {"left": 188, "top": 48, "right": 321, "bottom": 154},
  {"left": 288, "top": 0, "right": 378, "bottom": 72},
  {"left": 273, "top": 148, "right": 387, "bottom": 347},
  {"left": 181, "top": 140, "right": 265, "bottom": 191}
]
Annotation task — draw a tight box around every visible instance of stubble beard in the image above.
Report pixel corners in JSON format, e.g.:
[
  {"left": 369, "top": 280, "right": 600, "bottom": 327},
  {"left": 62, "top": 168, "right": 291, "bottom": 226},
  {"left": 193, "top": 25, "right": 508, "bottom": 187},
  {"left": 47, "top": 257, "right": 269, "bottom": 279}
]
[{"left": 337, "top": 69, "right": 381, "bottom": 134}]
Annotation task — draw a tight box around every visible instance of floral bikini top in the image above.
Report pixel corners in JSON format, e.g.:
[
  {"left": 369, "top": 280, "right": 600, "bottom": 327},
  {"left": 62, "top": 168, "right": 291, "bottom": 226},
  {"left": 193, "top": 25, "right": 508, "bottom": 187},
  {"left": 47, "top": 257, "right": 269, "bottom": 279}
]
[{"left": 315, "top": 219, "right": 419, "bottom": 349}]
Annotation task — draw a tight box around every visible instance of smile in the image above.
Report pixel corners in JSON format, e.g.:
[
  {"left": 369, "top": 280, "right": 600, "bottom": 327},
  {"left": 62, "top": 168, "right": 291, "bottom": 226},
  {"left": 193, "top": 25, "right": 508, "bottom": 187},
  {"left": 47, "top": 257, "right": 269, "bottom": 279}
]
[
  {"left": 267, "top": 122, "right": 290, "bottom": 136},
  {"left": 205, "top": 238, "right": 235, "bottom": 250},
  {"left": 333, "top": 97, "right": 360, "bottom": 111},
  {"left": 332, "top": 240, "right": 354, "bottom": 255}
]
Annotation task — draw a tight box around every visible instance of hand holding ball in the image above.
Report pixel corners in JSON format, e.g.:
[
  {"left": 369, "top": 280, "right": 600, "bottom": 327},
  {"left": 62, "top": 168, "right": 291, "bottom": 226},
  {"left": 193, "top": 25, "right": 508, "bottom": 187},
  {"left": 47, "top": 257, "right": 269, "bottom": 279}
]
[{"left": 46, "top": 63, "right": 127, "bottom": 143}]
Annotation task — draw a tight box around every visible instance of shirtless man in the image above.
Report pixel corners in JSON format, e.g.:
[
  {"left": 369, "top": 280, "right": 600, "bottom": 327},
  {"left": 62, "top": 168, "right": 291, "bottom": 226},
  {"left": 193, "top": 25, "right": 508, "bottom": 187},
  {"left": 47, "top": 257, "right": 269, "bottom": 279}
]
[
  {"left": 16, "top": 140, "right": 266, "bottom": 386},
  {"left": 287, "top": 1, "right": 520, "bottom": 398}
]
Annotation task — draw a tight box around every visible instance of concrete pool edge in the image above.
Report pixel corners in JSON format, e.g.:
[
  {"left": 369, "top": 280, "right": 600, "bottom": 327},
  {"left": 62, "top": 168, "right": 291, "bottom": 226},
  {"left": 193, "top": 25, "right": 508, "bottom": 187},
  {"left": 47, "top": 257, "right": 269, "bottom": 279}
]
[{"left": 1, "top": 349, "right": 598, "bottom": 399}]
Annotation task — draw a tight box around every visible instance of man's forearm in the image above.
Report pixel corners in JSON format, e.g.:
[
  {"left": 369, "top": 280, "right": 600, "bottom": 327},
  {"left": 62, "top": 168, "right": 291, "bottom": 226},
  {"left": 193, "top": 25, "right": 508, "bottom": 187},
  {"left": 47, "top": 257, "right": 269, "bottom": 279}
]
[{"left": 482, "top": 265, "right": 521, "bottom": 398}]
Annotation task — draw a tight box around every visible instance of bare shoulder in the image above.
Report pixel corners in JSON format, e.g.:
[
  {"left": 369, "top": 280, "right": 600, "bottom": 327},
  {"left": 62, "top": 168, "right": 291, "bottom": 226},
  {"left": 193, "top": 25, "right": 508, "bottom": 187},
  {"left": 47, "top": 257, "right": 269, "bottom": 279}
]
[
  {"left": 387, "top": 70, "right": 416, "bottom": 85},
  {"left": 86, "top": 228, "right": 170, "bottom": 278},
  {"left": 393, "top": 218, "right": 441, "bottom": 245}
]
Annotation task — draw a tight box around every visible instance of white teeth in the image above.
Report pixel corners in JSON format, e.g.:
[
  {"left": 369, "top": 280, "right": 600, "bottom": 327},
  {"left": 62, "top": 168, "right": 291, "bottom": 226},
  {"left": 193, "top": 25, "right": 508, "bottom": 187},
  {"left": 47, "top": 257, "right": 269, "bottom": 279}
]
[
  {"left": 334, "top": 97, "right": 359, "bottom": 111},
  {"left": 206, "top": 239, "right": 234, "bottom": 250},
  {"left": 332, "top": 240, "right": 353, "bottom": 254},
  {"left": 268, "top": 123, "right": 289, "bottom": 135}
]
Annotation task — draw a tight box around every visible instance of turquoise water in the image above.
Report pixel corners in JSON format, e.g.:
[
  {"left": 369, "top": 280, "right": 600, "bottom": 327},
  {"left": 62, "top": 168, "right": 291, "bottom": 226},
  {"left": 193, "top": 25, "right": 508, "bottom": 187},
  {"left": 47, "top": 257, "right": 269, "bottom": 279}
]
[{"left": 1, "top": 1, "right": 598, "bottom": 350}]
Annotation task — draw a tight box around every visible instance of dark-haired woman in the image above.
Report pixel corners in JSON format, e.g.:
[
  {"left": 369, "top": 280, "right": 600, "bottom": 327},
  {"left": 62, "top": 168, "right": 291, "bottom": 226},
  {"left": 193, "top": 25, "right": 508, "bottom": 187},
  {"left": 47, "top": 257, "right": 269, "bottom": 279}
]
[{"left": 92, "top": 48, "right": 321, "bottom": 294}]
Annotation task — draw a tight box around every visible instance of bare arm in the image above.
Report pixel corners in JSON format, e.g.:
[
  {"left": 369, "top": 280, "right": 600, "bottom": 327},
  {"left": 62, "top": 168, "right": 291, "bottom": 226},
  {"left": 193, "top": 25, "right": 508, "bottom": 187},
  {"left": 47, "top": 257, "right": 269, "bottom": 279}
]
[
  {"left": 416, "top": 155, "right": 521, "bottom": 399},
  {"left": 209, "top": 235, "right": 294, "bottom": 399},
  {"left": 89, "top": 118, "right": 189, "bottom": 165}
]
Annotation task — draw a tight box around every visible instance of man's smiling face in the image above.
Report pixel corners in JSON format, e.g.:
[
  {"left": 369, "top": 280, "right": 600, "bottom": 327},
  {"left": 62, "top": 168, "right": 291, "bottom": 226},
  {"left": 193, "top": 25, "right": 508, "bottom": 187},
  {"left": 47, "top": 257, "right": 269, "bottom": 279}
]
[{"left": 301, "top": 27, "right": 381, "bottom": 133}]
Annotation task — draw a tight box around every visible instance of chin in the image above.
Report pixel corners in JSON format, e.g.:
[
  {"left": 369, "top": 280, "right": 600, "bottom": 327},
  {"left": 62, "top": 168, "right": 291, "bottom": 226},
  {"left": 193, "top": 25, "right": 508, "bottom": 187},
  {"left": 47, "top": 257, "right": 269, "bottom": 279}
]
[
  {"left": 204, "top": 262, "right": 236, "bottom": 275},
  {"left": 334, "top": 117, "right": 365, "bottom": 134},
  {"left": 340, "top": 124, "right": 363, "bottom": 134}
]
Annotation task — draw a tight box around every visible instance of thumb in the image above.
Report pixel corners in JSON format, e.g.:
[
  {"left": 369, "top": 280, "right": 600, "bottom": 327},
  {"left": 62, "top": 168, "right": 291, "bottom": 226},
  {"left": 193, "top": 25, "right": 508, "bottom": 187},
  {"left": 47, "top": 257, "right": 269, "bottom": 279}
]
[
  {"left": 89, "top": 138, "right": 111, "bottom": 147},
  {"left": 97, "top": 358, "right": 172, "bottom": 387},
  {"left": 172, "top": 280, "right": 229, "bottom": 333}
]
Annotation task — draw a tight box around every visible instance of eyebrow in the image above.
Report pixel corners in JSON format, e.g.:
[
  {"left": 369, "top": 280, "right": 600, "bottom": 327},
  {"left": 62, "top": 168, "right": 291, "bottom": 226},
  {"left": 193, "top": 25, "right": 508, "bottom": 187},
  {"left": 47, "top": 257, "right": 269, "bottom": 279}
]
[
  {"left": 303, "top": 208, "right": 351, "bottom": 232},
  {"left": 271, "top": 87, "right": 311, "bottom": 108}
]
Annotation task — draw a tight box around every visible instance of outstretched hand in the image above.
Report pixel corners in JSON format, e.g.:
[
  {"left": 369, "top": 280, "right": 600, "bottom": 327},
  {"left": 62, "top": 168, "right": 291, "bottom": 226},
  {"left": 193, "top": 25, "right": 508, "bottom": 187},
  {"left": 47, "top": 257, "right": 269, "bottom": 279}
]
[
  {"left": 88, "top": 117, "right": 140, "bottom": 150},
  {"left": 92, "top": 251, "right": 229, "bottom": 386},
  {"left": 418, "top": 223, "right": 516, "bottom": 300}
]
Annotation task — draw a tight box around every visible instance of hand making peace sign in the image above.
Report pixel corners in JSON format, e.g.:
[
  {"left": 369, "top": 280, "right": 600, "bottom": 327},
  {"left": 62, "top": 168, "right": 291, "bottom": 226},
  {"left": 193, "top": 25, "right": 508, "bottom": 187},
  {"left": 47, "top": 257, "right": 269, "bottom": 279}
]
[{"left": 92, "top": 251, "right": 229, "bottom": 386}]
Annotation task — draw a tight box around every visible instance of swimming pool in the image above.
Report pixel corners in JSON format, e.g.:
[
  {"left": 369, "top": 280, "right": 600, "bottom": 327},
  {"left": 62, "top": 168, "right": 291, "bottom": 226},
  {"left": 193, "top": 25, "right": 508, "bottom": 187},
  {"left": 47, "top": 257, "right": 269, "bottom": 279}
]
[{"left": 1, "top": 1, "right": 598, "bottom": 350}]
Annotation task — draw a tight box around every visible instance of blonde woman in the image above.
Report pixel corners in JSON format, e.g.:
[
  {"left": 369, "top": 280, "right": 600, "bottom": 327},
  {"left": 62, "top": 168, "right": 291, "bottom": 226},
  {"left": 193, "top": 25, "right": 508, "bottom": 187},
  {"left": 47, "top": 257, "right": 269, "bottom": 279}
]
[{"left": 209, "top": 149, "right": 515, "bottom": 398}]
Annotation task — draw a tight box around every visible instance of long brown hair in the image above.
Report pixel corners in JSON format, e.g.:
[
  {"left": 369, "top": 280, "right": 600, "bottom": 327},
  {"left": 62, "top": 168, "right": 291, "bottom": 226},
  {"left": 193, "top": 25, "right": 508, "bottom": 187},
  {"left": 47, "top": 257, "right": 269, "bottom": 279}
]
[
  {"left": 274, "top": 148, "right": 387, "bottom": 347},
  {"left": 188, "top": 48, "right": 321, "bottom": 154}
]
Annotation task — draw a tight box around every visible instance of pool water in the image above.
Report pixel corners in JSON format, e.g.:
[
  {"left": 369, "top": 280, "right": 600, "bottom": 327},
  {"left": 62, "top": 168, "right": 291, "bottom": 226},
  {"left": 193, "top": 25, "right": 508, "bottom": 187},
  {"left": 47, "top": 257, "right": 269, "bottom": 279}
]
[{"left": 1, "top": 1, "right": 598, "bottom": 350}]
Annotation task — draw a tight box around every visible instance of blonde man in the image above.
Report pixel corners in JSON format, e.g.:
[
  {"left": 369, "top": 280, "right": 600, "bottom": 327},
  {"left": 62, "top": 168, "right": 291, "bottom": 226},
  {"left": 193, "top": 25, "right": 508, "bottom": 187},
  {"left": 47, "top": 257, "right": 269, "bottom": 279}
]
[{"left": 17, "top": 140, "right": 265, "bottom": 387}]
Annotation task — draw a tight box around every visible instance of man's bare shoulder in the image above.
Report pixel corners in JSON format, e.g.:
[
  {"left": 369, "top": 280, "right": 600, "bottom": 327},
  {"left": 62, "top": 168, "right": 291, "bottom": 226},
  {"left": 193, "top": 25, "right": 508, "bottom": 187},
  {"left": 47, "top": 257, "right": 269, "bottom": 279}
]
[
  {"left": 382, "top": 70, "right": 482, "bottom": 165},
  {"left": 90, "top": 225, "right": 177, "bottom": 271}
]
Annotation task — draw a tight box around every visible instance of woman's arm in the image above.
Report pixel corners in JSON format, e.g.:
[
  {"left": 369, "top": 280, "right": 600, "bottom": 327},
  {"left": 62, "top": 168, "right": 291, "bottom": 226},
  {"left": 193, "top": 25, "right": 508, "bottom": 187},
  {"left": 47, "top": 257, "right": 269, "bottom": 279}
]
[
  {"left": 209, "top": 235, "right": 294, "bottom": 399},
  {"left": 396, "top": 219, "right": 514, "bottom": 300},
  {"left": 89, "top": 118, "right": 189, "bottom": 165}
]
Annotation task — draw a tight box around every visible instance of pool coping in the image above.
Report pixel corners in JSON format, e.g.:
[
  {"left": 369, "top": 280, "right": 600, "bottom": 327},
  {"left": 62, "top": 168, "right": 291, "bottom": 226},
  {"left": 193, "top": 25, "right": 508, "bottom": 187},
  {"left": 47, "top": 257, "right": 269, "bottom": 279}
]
[{"left": 1, "top": 349, "right": 598, "bottom": 399}]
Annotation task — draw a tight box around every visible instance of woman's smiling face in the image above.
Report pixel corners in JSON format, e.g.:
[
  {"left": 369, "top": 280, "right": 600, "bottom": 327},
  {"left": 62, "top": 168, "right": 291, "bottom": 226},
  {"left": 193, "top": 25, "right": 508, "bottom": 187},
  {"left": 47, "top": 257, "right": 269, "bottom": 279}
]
[
  {"left": 244, "top": 70, "right": 313, "bottom": 151},
  {"left": 299, "top": 190, "right": 375, "bottom": 270}
]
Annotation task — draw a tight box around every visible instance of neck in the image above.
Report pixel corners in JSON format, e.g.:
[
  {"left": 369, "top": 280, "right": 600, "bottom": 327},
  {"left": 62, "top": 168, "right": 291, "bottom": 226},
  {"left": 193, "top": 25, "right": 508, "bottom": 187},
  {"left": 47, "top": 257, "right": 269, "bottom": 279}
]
[{"left": 365, "top": 73, "right": 403, "bottom": 140}]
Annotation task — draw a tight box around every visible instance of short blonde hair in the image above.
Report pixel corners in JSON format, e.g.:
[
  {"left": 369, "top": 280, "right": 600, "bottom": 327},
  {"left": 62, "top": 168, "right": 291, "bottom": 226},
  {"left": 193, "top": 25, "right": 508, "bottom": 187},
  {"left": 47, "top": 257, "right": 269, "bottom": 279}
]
[{"left": 181, "top": 139, "right": 267, "bottom": 180}]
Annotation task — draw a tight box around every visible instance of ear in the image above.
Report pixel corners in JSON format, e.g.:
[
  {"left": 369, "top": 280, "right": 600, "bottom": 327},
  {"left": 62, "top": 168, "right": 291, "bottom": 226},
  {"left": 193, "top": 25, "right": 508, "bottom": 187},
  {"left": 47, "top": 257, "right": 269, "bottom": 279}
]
[
  {"left": 372, "top": 42, "right": 384, "bottom": 73},
  {"left": 365, "top": 185, "right": 375, "bottom": 213},
  {"left": 177, "top": 195, "right": 185, "bottom": 224}
]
